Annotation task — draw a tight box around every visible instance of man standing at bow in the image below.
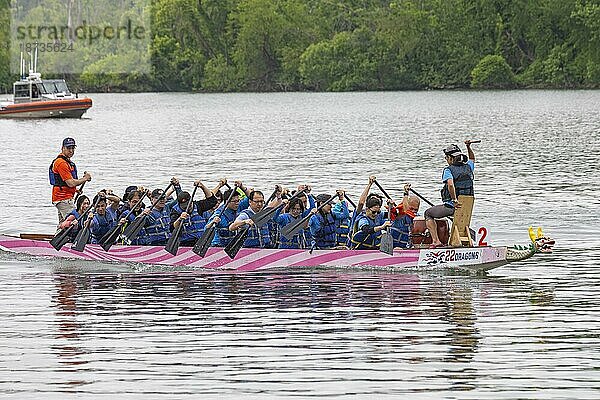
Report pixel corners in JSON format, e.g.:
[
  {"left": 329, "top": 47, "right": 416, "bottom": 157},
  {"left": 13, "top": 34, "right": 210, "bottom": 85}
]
[{"left": 49, "top": 137, "right": 92, "bottom": 225}]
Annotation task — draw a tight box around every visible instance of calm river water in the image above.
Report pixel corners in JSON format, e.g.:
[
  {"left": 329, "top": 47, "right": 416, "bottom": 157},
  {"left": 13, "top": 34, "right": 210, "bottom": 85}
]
[{"left": 0, "top": 91, "right": 599, "bottom": 398}]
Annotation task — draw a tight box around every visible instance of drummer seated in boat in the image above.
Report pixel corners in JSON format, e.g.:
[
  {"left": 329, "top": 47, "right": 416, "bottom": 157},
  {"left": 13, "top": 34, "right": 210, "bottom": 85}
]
[{"left": 424, "top": 141, "right": 476, "bottom": 248}]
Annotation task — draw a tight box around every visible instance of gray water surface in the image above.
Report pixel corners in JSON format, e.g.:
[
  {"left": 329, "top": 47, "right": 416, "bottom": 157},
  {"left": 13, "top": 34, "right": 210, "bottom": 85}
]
[{"left": 0, "top": 91, "right": 599, "bottom": 398}]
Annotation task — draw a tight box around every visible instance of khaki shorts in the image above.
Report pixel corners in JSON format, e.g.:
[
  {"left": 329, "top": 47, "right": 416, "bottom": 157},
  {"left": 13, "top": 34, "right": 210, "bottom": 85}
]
[{"left": 54, "top": 199, "right": 75, "bottom": 224}]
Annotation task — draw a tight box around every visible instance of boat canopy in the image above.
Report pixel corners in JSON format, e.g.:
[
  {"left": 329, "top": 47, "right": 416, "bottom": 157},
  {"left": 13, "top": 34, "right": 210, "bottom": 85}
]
[
  {"left": 13, "top": 79, "right": 72, "bottom": 103},
  {"left": 38, "top": 79, "right": 71, "bottom": 95}
]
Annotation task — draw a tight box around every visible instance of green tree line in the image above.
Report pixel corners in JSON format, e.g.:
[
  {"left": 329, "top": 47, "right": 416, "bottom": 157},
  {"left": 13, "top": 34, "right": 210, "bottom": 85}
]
[{"left": 2, "top": 0, "right": 599, "bottom": 92}]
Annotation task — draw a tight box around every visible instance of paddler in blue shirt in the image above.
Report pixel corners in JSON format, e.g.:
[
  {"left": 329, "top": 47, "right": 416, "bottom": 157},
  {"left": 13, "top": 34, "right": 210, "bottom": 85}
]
[
  {"left": 229, "top": 189, "right": 282, "bottom": 248},
  {"left": 349, "top": 195, "right": 392, "bottom": 250},
  {"left": 207, "top": 182, "right": 251, "bottom": 247},
  {"left": 308, "top": 193, "right": 348, "bottom": 249}
]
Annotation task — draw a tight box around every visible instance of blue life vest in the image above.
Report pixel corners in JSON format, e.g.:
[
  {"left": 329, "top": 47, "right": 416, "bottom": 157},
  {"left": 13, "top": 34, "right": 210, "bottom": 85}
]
[
  {"left": 332, "top": 202, "right": 350, "bottom": 246},
  {"left": 276, "top": 213, "right": 308, "bottom": 249},
  {"left": 441, "top": 163, "right": 474, "bottom": 203},
  {"left": 238, "top": 208, "right": 271, "bottom": 248},
  {"left": 172, "top": 203, "right": 207, "bottom": 243},
  {"left": 210, "top": 206, "right": 239, "bottom": 247},
  {"left": 141, "top": 206, "right": 172, "bottom": 245},
  {"left": 202, "top": 209, "right": 214, "bottom": 221},
  {"left": 350, "top": 212, "right": 386, "bottom": 249},
  {"left": 90, "top": 209, "right": 117, "bottom": 243},
  {"left": 390, "top": 213, "right": 414, "bottom": 249},
  {"left": 310, "top": 212, "right": 337, "bottom": 249},
  {"left": 49, "top": 155, "right": 77, "bottom": 187}
]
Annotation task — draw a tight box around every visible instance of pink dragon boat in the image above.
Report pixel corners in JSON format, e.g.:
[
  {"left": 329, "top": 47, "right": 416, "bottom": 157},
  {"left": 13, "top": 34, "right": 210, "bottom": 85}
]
[{"left": 0, "top": 233, "right": 554, "bottom": 273}]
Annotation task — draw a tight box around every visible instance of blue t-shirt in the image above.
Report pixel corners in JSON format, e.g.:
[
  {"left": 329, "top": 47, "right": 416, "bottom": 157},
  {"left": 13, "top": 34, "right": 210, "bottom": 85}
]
[
  {"left": 442, "top": 160, "right": 475, "bottom": 182},
  {"left": 442, "top": 160, "right": 474, "bottom": 206}
]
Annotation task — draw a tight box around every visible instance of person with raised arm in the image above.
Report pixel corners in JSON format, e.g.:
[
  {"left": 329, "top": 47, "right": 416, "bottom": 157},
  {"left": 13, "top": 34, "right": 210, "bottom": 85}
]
[
  {"left": 89, "top": 191, "right": 121, "bottom": 244},
  {"left": 349, "top": 194, "right": 392, "bottom": 250},
  {"left": 388, "top": 183, "right": 421, "bottom": 248},
  {"left": 424, "top": 140, "right": 476, "bottom": 248},
  {"left": 229, "top": 189, "right": 282, "bottom": 248},
  {"left": 170, "top": 180, "right": 218, "bottom": 247}
]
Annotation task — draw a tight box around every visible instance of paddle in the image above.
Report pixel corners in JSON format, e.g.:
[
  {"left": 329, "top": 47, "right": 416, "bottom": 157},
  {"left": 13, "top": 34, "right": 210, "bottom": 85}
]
[
  {"left": 281, "top": 194, "right": 335, "bottom": 240},
  {"left": 223, "top": 188, "right": 279, "bottom": 259},
  {"left": 250, "top": 189, "right": 305, "bottom": 228},
  {"left": 408, "top": 187, "right": 435, "bottom": 208},
  {"left": 50, "top": 194, "right": 102, "bottom": 251},
  {"left": 379, "top": 198, "right": 394, "bottom": 256},
  {"left": 344, "top": 194, "right": 357, "bottom": 209},
  {"left": 373, "top": 180, "right": 394, "bottom": 204},
  {"left": 71, "top": 217, "right": 92, "bottom": 252},
  {"left": 164, "top": 184, "right": 200, "bottom": 256},
  {"left": 224, "top": 225, "right": 249, "bottom": 259},
  {"left": 74, "top": 181, "right": 86, "bottom": 202},
  {"left": 99, "top": 189, "right": 149, "bottom": 252},
  {"left": 121, "top": 183, "right": 174, "bottom": 244},
  {"left": 192, "top": 185, "right": 239, "bottom": 257}
]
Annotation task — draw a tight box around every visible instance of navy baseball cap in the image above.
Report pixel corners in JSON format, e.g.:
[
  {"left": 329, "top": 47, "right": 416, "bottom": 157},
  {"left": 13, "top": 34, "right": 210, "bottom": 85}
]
[{"left": 62, "top": 137, "right": 76, "bottom": 147}]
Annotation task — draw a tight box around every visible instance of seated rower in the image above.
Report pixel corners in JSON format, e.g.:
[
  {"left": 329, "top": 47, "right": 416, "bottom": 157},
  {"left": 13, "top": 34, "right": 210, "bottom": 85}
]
[
  {"left": 117, "top": 189, "right": 149, "bottom": 245},
  {"left": 170, "top": 180, "right": 218, "bottom": 247},
  {"left": 137, "top": 181, "right": 179, "bottom": 246},
  {"left": 90, "top": 192, "right": 120, "bottom": 244},
  {"left": 229, "top": 189, "right": 282, "bottom": 248},
  {"left": 276, "top": 197, "right": 311, "bottom": 249},
  {"left": 389, "top": 183, "right": 420, "bottom": 248},
  {"left": 59, "top": 195, "right": 91, "bottom": 242},
  {"left": 350, "top": 195, "right": 391, "bottom": 250},
  {"left": 308, "top": 193, "right": 347, "bottom": 250},
  {"left": 208, "top": 187, "right": 244, "bottom": 247},
  {"left": 331, "top": 190, "right": 350, "bottom": 248}
]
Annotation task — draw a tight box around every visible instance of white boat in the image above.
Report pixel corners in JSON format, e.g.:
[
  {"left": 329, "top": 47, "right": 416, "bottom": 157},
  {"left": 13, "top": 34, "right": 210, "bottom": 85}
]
[{"left": 0, "top": 48, "right": 92, "bottom": 118}]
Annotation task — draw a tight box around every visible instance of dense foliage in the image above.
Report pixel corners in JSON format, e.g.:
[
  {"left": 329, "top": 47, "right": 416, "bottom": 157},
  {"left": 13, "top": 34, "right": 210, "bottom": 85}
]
[{"left": 2, "top": 0, "right": 599, "bottom": 92}]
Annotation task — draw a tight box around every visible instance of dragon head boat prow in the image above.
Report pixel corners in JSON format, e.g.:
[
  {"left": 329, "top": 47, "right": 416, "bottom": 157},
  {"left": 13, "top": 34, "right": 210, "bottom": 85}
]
[{"left": 529, "top": 226, "right": 555, "bottom": 253}]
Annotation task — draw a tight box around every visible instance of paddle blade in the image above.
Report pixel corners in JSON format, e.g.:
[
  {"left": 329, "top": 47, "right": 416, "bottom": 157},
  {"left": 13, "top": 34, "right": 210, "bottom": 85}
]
[
  {"left": 99, "top": 226, "right": 121, "bottom": 252},
  {"left": 50, "top": 227, "right": 73, "bottom": 251},
  {"left": 281, "top": 216, "right": 309, "bottom": 240},
  {"left": 379, "top": 231, "right": 394, "bottom": 256},
  {"left": 192, "top": 225, "right": 215, "bottom": 257},
  {"left": 224, "top": 227, "right": 249, "bottom": 259},
  {"left": 250, "top": 206, "right": 279, "bottom": 228},
  {"left": 122, "top": 215, "right": 147, "bottom": 243},
  {"left": 165, "top": 225, "right": 183, "bottom": 256},
  {"left": 71, "top": 227, "right": 90, "bottom": 252}
]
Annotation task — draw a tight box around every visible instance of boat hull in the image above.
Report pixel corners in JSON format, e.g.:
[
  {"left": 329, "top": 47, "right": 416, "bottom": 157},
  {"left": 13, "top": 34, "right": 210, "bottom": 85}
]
[
  {"left": 0, "top": 98, "right": 92, "bottom": 118},
  {"left": 0, "top": 234, "right": 528, "bottom": 273}
]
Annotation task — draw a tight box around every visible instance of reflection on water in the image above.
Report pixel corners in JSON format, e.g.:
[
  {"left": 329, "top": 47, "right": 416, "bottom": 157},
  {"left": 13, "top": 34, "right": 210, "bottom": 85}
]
[{"left": 43, "top": 271, "right": 492, "bottom": 396}]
